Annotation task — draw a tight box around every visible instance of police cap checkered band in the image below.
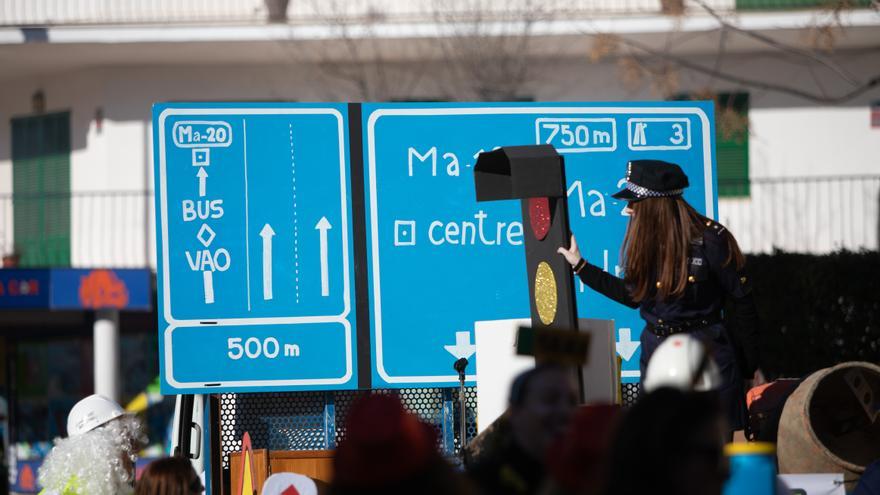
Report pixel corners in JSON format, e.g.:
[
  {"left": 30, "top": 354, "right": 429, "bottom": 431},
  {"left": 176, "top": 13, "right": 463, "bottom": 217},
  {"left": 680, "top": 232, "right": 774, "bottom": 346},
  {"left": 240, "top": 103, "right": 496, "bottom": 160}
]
[
  {"left": 612, "top": 159, "right": 689, "bottom": 201},
  {"left": 624, "top": 181, "right": 684, "bottom": 198}
]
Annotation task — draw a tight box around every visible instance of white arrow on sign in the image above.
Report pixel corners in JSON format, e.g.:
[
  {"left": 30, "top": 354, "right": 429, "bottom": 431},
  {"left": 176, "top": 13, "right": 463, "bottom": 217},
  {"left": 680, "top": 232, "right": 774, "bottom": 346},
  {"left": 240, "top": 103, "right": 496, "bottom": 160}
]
[
  {"left": 260, "top": 223, "right": 275, "bottom": 300},
  {"left": 196, "top": 167, "right": 208, "bottom": 197},
  {"left": 616, "top": 328, "right": 641, "bottom": 361},
  {"left": 444, "top": 331, "right": 477, "bottom": 360},
  {"left": 315, "top": 217, "right": 332, "bottom": 297},
  {"left": 203, "top": 270, "right": 214, "bottom": 304}
]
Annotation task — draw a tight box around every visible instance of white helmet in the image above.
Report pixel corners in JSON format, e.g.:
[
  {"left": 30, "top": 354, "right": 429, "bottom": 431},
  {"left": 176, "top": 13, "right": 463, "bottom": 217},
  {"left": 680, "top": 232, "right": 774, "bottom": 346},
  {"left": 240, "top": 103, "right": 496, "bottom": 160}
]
[
  {"left": 643, "top": 334, "right": 723, "bottom": 393},
  {"left": 66, "top": 394, "right": 125, "bottom": 437}
]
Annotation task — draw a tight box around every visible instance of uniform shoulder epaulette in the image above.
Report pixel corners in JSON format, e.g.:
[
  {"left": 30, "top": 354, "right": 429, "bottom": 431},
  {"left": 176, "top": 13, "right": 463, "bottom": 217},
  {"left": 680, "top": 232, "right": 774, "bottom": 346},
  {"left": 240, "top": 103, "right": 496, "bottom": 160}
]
[{"left": 703, "top": 219, "right": 727, "bottom": 236}]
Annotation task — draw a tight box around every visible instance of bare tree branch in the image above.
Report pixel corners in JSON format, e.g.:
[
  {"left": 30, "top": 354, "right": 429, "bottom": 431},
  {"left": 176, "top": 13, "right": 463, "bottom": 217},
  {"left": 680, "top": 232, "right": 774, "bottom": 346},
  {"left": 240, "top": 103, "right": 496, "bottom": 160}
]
[
  {"left": 433, "top": 0, "right": 544, "bottom": 100},
  {"left": 807, "top": 62, "right": 831, "bottom": 98},
  {"left": 302, "top": 0, "right": 436, "bottom": 101},
  {"left": 597, "top": 33, "right": 880, "bottom": 104},
  {"left": 692, "top": 0, "right": 861, "bottom": 85},
  {"left": 708, "top": 27, "right": 728, "bottom": 88}
]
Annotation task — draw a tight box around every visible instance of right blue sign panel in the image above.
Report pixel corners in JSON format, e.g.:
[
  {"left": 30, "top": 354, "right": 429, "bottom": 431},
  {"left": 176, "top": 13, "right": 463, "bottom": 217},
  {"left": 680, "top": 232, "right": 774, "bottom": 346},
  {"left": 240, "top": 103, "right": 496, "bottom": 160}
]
[{"left": 363, "top": 102, "right": 717, "bottom": 387}]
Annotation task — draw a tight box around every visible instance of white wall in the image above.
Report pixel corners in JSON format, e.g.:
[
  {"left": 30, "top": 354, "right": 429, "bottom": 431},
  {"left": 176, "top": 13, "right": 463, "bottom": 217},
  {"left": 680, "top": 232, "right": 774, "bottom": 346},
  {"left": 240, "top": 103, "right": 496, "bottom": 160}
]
[
  {"left": 1, "top": 46, "right": 878, "bottom": 264},
  {"left": 719, "top": 106, "right": 880, "bottom": 253},
  {"left": 0, "top": 69, "right": 154, "bottom": 266},
  {"left": 749, "top": 106, "right": 880, "bottom": 178}
]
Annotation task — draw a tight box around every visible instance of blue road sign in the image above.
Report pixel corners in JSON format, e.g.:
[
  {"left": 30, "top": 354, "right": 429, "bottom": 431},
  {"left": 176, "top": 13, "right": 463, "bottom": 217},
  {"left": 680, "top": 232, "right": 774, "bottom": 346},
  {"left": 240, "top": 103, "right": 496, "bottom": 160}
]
[
  {"left": 363, "top": 102, "right": 717, "bottom": 387},
  {"left": 153, "top": 104, "right": 357, "bottom": 392}
]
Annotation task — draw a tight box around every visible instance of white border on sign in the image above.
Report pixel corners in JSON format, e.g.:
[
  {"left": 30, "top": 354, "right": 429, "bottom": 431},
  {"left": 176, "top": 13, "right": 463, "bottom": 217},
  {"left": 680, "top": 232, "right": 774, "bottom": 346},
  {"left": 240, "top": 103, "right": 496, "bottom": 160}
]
[
  {"left": 158, "top": 108, "right": 354, "bottom": 389},
  {"left": 366, "top": 106, "right": 713, "bottom": 384},
  {"left": 626, "top": 117, "right": 692, "bottom": 151},
  {"left": 163, "top": 320, "right": 353, "bottom": 388}
]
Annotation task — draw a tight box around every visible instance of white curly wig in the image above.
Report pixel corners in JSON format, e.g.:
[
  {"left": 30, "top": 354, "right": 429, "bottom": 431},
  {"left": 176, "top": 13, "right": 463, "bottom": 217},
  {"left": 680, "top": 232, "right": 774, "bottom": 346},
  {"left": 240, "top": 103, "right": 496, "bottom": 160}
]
[{"left": 38, "top": 414, "right": 147, "bottom": 495}]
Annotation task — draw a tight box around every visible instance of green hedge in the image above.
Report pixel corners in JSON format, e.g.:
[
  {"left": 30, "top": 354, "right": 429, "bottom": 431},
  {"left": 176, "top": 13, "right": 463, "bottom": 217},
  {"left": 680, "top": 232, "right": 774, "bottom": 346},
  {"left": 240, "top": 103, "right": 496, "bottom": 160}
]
[{"left": 734, "top": 251, "right": 880, "bottom": 380}]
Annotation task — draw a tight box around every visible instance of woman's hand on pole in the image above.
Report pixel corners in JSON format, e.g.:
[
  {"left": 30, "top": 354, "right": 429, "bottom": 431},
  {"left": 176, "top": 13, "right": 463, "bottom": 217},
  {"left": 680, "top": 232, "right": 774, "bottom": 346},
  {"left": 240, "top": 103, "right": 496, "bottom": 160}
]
[{"left": 557, "top": 235, "right": 582, "bottom": 267}]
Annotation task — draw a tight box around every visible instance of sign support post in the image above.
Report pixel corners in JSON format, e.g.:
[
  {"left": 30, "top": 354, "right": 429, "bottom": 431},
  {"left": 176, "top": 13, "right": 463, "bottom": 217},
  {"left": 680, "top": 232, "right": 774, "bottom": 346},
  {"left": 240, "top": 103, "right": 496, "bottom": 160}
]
[
  {"left": 174, "top": 394, "right": 195, "bottom": 459},
  {"left": 454, "top": 358, "right": 469, "bottom": 458},
  {"left": 93, "top": 309, "right": 120, "bottom": 402}
]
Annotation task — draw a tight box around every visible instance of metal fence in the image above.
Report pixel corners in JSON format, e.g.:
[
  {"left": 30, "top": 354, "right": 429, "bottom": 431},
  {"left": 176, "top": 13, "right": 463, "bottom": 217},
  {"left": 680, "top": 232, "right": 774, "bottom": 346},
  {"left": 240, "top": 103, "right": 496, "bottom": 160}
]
[
  {"left": 718, "top": 175, "right": 880, "bottom": 254},
  {"left": 0, "top": 0, "right": 747, "bottom": 26},
  {"left": 0, "top": 175, "right": 875, "bottom": 269},
  {"left": 0, "top": 190, "right": 154, "bottom": 268},
  {"left": 734, "top": 0, "right": 873, "bottom": 9},
  {"left": 218, "top": 388, "right": 478, "bottom": 465},
  {"left": 218, "top": 383, "right": 642, "bottom": 464},
  {"left": 0, "top": 0, "right": 266, "bottom": 26}
]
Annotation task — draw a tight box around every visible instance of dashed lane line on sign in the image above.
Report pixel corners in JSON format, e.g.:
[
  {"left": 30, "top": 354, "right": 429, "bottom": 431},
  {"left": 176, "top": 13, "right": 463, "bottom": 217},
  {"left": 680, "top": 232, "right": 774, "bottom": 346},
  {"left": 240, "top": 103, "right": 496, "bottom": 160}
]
[
  {"left": 290, "top": 123, "right": 300, "bottom": 304},
  {"left": 243, "top": 119, "right": 252, "bottom": 311}
]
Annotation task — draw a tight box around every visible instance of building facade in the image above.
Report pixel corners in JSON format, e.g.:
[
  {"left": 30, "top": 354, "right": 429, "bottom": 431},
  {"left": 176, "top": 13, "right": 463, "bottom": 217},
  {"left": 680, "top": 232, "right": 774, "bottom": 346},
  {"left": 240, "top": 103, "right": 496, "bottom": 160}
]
[{"left": 0, "top": 0, "right": 878, "bottom": 491}]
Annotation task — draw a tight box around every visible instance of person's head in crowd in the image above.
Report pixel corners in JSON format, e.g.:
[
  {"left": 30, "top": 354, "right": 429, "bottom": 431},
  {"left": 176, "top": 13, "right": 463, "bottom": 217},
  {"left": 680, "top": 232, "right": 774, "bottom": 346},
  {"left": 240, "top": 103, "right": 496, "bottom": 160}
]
[
  {"left": 543, "top": 404, "right": 622, "bottom": 495},
  {"left": 329, "top": 393, "right": 476, "bottom": 495},
  {"left": 604, "top": 388, "right": 728, "bottom": 495},
  {"left": 135, "top": 457, "right": 202, "bottom": 495},
  {"left": 508, "top": 364, "right": 579, "bottom": 462},
  {"left": 38, "top": 394, "right": 148, "bottom": 495}
]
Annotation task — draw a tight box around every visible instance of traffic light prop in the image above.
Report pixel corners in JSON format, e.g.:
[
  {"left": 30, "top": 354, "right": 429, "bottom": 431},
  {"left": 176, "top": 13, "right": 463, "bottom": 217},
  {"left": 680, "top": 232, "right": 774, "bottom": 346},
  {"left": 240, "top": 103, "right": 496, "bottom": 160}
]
[{"left": 473, "top": 145, "right": 578, "bottom": 331}]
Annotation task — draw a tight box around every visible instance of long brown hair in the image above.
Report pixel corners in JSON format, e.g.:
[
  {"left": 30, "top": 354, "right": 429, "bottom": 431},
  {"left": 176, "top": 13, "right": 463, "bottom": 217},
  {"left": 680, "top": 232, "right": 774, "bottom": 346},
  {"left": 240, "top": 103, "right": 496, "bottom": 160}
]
[
  {"left": 623, "top": 197, "right": 744, "bottom": 303},
  {"left": 135, "top": 457, "right": 202, "bottom": 495}
]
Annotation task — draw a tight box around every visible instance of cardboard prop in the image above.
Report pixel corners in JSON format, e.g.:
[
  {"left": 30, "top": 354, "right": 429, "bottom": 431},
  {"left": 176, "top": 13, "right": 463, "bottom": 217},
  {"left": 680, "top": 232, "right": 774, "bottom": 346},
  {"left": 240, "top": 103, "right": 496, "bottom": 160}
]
[
  {"left": 474, "top": 145, "right": 578, "bottom": 332},
  {"left": 236, "top": 432, "right": 257, "bottom": 495}
]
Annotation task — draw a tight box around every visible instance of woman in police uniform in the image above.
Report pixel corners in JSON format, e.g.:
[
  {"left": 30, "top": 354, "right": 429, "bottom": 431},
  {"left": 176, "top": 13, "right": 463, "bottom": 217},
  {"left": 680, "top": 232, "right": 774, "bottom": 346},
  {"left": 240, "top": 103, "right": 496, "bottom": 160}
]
[{"left": 557, "top": 159, "right": 760, "bottom": 432}]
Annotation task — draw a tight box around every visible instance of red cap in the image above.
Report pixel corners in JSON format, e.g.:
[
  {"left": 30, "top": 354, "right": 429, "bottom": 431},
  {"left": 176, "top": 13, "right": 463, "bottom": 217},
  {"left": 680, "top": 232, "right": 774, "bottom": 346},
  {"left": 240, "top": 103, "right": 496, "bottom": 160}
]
[
  {"left": 334, "top": 394, "right": 438, "bottom": 487},
  {"left": 546, "top": 404, "right": 622, "bottom": 493}
]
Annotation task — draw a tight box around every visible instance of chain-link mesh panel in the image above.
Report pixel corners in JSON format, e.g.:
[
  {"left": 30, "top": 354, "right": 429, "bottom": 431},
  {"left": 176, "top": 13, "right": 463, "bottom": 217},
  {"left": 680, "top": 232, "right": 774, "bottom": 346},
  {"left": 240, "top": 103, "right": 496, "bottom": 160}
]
[
  {"left": 219, "top": 392, "right": 329, "bottom": 467},
  {"left": 219, "top": 394, "right": 239, "bottom": 467},
  {"left": 398, "top": 388, "right": 445, "bottom": 424},
  {"left": 621, "top": 383, "right": 640, "bottom": 407},
  {"left": 332, "top": 390, "right": 362, "bottom": 447},
  {"left": 220, "top": 383, "right": 624, "bottom": 468},
  {"left": 219, "top": 388, "right": 480, "bottom": 468}
]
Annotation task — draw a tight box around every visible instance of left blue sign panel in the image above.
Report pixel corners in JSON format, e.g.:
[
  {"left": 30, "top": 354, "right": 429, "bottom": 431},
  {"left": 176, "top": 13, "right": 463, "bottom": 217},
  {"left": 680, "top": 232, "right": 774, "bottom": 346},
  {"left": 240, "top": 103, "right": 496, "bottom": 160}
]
[{"left": 153, "top": 104, "right": 357, "bottom": 392}]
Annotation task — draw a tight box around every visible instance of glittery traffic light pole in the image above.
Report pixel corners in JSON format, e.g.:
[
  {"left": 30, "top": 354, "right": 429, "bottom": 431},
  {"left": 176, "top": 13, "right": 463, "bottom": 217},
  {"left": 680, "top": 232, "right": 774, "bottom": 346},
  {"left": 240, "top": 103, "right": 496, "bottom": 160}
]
[{"left": 473, "top": 145, "right": 578, "bottom": 334}]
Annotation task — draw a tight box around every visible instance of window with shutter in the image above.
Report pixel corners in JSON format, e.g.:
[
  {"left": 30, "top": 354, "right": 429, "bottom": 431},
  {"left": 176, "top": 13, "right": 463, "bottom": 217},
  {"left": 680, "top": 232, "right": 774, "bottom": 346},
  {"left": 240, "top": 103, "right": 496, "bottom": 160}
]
[
  {"left": 11, "top": 112, "right": 71, "bottom": 267},
  {"left": 716, "top": 93, "right": 750, "bottom": 197},
  {"left": 670, "top": 92, "right": 750, "bottom": 197}
]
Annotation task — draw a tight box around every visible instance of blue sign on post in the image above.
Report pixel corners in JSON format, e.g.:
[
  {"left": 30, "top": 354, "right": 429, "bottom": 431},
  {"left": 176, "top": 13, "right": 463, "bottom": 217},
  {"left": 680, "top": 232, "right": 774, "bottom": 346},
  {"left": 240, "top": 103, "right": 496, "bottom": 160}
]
[
  {"left": 153, "top": 101, "right": 716, "bottom": 393},
  {"left": 363, "top": 102, "right": 716, "bottom": 386},
  {"left": 153, "top": 104, "right": 357, "bottom": 392}
]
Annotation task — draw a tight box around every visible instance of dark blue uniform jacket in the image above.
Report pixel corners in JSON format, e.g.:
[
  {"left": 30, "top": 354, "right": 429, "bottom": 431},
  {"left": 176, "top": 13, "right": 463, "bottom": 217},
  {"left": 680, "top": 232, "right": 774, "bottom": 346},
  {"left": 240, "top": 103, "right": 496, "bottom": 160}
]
[{"left": 575, "top": 221, "right": 760, "bottom": 376}]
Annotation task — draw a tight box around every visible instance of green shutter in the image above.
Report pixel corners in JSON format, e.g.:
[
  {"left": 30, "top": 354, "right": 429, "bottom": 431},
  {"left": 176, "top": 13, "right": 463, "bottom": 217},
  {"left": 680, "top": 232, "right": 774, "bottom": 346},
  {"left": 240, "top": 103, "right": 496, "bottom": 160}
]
[
  {"left": 11, "top": 112, "right": 71, "bottom": 267},
  {"left": 716, "top": 93, "right": 750, "bottom": 198}
]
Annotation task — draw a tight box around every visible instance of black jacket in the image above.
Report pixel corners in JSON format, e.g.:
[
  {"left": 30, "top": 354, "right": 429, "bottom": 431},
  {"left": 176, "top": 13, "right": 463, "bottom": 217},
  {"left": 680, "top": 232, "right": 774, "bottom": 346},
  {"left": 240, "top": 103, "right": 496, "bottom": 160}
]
[{"left": 575, "top": 220, "right": 760, "bottom": 375}]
